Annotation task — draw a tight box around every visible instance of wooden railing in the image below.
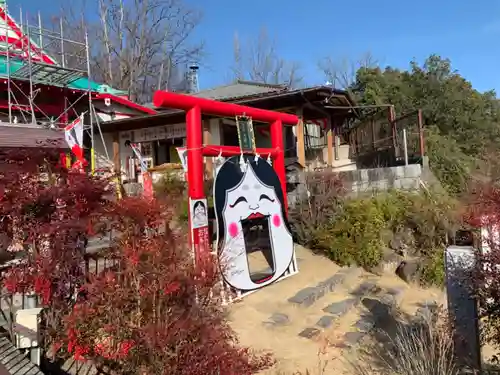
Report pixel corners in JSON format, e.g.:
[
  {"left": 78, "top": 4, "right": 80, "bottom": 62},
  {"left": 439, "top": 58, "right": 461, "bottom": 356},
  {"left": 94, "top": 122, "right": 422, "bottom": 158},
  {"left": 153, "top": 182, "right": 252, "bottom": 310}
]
[
  {"left": 347, "top": 107, "right": 424, "bottom": 167},
  {"left": 0, "top": 233, "right": 116, "bottom": 314}
]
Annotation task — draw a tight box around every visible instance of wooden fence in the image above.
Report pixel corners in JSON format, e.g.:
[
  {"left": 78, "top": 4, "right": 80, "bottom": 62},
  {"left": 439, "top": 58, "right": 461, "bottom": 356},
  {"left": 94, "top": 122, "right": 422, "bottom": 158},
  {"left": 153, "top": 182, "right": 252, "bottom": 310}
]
[{"left": 348, "top": 107, "right": 425, "bottom": 167}]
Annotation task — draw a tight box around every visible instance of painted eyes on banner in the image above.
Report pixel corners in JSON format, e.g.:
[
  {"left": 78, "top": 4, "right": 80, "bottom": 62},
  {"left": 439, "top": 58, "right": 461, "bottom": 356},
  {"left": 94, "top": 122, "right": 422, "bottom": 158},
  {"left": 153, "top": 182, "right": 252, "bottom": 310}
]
[
  {"left": 229, "top": 194, "right": 275, "bottom": 208},
  {"left": 229, "top": 196, "right": 248, "bottom": 208},
  {"left": 259, "top": 194, "right": 275, "bottom": 203}
]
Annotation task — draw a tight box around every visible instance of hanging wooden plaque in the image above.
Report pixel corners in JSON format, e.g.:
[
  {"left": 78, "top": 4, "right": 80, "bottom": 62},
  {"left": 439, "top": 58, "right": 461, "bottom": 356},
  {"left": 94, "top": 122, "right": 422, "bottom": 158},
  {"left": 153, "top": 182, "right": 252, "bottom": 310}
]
[{"left": 236, "top": 115, "right": 256, "bottom": 153}]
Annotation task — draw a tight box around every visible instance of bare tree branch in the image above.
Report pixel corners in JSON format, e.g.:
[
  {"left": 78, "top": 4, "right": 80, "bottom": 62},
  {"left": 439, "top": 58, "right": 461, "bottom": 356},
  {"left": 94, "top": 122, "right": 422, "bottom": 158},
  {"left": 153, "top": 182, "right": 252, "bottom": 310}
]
[
  {"left": 49, "top": 0, "right": 204, "bottom": 103},
  {"left": 318, "top": 52, "right": 377, "bottom": 90},
  {"left": 231, "top": 32, "right": 243, "bottom": 81},
  {"left": 229, "top": 27, "right": 303, "bottom": 89}
]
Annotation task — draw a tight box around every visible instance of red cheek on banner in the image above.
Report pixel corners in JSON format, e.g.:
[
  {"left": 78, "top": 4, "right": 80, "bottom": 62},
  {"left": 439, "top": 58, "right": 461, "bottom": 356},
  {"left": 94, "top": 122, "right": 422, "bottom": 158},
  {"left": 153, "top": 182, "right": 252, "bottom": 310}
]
[
  {"left": 272, "top": 214, "right": 281, "bottom": 227},
  {"left": 229, "top": 222, "right": 239, "bottom": 237}
]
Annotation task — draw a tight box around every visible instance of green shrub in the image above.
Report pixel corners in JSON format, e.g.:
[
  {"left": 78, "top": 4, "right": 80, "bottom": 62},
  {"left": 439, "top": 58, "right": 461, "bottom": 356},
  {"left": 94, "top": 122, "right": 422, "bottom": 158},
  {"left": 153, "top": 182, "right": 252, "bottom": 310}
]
[
  {"left": 296, "top": 187, "right": 458, "bottom": 281},
  {"left": 320, "top": 198, "right": 385, "bottom": 268},
  {"left": 154, "top": 172, "right": 214, "bottom": 222},
  {"left": 425, "top": 126, "right": 472, "bottom": 195},
  {"left": 406, "top": 193, "right": 457, "bottom": 252},
  {"left": 154, "top": 171, "right": 186, "bottom": 194},
  {"left": 420, "top": 249, "right": 446, "bottom": 286}
]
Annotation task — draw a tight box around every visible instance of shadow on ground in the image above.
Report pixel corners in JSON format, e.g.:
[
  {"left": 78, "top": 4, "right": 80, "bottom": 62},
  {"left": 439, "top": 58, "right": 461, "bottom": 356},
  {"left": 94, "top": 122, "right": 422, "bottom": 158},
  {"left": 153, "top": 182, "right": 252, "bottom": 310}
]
[
  {"left": 42, "top": 357, "right": 110, "bottom": 375},
  {"left": 346, "top": 297, "right": 473, "bottom": 375}
]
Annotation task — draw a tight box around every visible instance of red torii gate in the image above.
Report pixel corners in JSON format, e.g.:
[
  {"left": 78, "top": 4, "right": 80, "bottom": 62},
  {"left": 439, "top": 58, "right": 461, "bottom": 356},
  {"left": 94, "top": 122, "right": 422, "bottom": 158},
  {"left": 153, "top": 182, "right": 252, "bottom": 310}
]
[
  {"left": 153, "top": 91, "right": 299, "bottom": 208},
  {"left": 152, "top": 90, "right": 299, "bottom": 256}
]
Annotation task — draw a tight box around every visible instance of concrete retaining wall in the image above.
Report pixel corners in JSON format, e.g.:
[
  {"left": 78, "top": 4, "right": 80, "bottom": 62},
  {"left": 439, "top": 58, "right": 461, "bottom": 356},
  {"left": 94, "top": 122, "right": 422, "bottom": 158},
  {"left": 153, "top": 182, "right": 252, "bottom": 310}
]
[
  {"left": 339, "top": 164, "right": 422, "bottom": 194},
  {"left": 286, "top": 163, "right": 425, "bottom": 207}
]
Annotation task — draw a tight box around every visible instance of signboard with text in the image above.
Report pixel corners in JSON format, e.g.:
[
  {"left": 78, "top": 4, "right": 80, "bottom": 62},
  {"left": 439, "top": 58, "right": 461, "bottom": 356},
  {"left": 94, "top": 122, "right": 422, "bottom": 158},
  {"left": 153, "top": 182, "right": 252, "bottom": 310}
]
[
  {"left": 189, "top": 198, "right": 210, "bottom": 262},
  {"left": 236, "top": 115, "right": 256, "bottom": 153},
  {"left": 133, "top": 123, "right": 186, "bottom": 142}
]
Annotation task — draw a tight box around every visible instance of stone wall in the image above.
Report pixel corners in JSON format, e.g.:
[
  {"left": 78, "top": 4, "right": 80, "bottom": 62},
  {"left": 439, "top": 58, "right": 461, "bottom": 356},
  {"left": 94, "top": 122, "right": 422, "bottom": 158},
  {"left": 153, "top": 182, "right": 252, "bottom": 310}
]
[
  {"left": 339, "top": 164, "right": 423, "bottom": 194},
  {"left": 286, "top": 163, "right": 426, "bottom": 207}
]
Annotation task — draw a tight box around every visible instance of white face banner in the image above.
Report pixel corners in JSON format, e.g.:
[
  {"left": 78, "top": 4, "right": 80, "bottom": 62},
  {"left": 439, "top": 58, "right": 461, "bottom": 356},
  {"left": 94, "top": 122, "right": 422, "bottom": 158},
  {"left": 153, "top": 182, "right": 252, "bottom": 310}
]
[
  {"left": 176, "top": 147, "right": 188, "bottom": 172},
  {"left": 129, "top": 143, "right": 148, "bottom": 173},
  {"left": 190, "top": 198, "right": 208, "bottom": 230},
  {"left": 64, "top": 115, "right": 85, "bottom": 168},
  {"left": 213, "top": 155, "right": 297, "bottom": 292}
]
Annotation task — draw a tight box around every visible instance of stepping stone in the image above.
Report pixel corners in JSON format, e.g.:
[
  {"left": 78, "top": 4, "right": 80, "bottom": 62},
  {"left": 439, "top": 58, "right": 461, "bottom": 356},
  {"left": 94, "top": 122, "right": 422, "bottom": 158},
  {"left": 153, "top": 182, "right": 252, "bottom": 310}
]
[
  {"left": 380, "top": 294, "right": 396, "bottom": 306},
  {"left": 354, "top": 316, "right": 375, "bottom": 332},
  {"left": 316, "top": 315, "right": 336, "bottom": 329},
  {"left": 288, "top": 267, "right": 360, "bottom": 307},
  {"left": 317, "top": 267, "right": 361, "bottom": 292},
  {"left": 267, "top": 312, "right": 290, "bottom": 326},
  {"left": 350, "top": 281, "right": 378, "bottom": 297},
  {"left": 338, "top": 331, "right": 366, "bottom": 348},
  {"left": 386, "top": 286, "right": 405, "bottom": 296},
  {"left": 298, "top": 327, "right": 320, "bottom": 339},
  {"left": 288, "top": 287, "right": 321, "bottom": 307},
  {"left": 323, "top": 298, "right": 357, "bottom": 316}
]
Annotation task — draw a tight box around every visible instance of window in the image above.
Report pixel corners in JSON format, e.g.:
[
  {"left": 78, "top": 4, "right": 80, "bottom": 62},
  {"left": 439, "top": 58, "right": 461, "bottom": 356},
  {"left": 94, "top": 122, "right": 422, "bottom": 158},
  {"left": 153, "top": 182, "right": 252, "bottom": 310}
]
[
  {"left": 140, "top": 142, "right": 154, "bottom": 169},
  {"left": 154, "top": 138, "right": 184, "bottom": 166}
]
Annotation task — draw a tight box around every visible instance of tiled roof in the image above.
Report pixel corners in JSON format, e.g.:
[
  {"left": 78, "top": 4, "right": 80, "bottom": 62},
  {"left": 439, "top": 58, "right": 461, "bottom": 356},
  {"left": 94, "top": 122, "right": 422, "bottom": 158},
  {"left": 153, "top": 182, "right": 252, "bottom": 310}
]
[
  {"left": 0, "top": 124, "right": 66, "bottom": 149},
  {"left": 102, "top": 85, "right": 356, "bottom": 132},
  {"left": 191, "top": 80, "right": 287, "bottom": 101},
  {"left": 0, "top": 336, "right": 43, "bottom": 375},
  {"left": 144, "top": 80, "right": 288, "bottom": 108}
]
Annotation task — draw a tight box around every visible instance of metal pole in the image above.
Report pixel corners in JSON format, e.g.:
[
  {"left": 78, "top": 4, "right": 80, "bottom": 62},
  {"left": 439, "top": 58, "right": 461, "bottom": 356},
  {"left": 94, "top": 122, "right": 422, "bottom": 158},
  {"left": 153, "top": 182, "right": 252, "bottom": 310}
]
[
  {"left": 85, "top": 29, "right": 94, "bottom": 174},
  {"left": 403, "top": 128, "right": 409, "bottom": 166},
  {"left": 59, "top": 16, "right": 65, "bottom": 68},
  {"left": 19, "top": 8, "right": 23, "bottom": 51},
  {"left": 26, "top": 13, "right": 35, "bottom": 124},
  {"left": 5, "top": 0, "right": 11, "bottom": 123},
  {"left": 37, "top": 12, "right": 42, "bottom": 49},
  {"left": 92, "top": 105, "right": 109, "bottom": 160}
]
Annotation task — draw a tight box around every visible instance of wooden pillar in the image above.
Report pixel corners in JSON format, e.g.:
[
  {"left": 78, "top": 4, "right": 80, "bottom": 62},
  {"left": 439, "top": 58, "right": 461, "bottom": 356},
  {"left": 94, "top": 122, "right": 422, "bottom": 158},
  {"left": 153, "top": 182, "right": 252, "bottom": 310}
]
[
  {"left": 371, "top": 118, "right": 376, "bottom": 151},
  {"left": 326, "top": 117, "right": 333, "bottom": 166},
  {"left": 112, "top": 132, "right": 120, "bottom": 174},
  {"left": 203, "top": 119, "right": 213, "bottom": 178},
  {"left": 390, "top": 105, "right": 397, "bottom": 150},
  {"left": 418, "top": 108, "right": 425, "bottom": 157},
  {"left": 112, "top": 132, "right": 123, "bottom": 199},
  {"left": 295, "top": 108, "right": 306, "bottom": 167},
  {"left": 333, "top": 126, "right": 338, "bottom": 160}
]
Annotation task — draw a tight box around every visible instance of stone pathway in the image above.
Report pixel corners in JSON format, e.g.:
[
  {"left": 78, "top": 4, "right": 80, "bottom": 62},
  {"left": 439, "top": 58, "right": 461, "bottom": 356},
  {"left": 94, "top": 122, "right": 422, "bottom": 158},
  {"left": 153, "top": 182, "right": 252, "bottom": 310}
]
[{"left": 228, "top": 245, "right": 445, "bottom": 374}]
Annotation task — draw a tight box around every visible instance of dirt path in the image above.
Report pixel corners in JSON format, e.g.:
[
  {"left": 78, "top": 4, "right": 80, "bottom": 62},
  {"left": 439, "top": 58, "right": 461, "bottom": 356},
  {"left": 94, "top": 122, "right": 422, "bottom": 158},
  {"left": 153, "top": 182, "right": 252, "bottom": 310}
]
[{"left": 228, "top": 245, "right": 445, "bottom": 374}]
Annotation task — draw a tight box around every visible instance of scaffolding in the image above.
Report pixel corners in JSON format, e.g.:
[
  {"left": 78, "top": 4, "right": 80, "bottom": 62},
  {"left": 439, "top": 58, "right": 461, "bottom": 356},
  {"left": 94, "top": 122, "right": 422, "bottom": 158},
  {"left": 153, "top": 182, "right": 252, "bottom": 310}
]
[{"left": 0, "top": 0, "right": 110, "bottom": 171}]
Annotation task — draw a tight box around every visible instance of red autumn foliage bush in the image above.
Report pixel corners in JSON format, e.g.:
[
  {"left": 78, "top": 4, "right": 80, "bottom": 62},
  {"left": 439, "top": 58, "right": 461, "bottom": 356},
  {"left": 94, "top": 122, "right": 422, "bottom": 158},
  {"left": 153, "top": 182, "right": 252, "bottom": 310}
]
[
  {"left": 59, "top": 196, "right": 273, "bottom": 374},
  {"left": 0, "top": 147, "right": 273, "bottom": 374},
  {"left": 0, "top": 147, "right": 108, "bottom": 343}
]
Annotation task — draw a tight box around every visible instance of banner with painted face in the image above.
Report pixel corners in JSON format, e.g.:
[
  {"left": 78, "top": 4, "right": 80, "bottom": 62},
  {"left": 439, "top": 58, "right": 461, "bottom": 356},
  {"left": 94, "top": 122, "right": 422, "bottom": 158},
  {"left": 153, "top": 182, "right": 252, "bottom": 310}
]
[{"left": 213, "top": 155, "right": 296, "bottom": 292}]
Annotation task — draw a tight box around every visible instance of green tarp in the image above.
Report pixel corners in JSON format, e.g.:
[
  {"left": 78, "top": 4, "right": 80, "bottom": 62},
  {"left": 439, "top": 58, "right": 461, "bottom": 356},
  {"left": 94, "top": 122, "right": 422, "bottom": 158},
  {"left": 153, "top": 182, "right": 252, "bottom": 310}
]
[{"left": 0, "top": 55, "right": 108, "bottom": 92}]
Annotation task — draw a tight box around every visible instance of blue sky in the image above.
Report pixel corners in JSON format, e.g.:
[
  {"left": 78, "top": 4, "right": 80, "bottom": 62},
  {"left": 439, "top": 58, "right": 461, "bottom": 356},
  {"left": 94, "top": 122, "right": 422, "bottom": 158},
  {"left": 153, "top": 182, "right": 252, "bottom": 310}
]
[
  {"left": 12, "top": 0, "right": 500, "bottom": 93},
  {"left": 187, "top": 0, "right": 500, "bottom": 93}
]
